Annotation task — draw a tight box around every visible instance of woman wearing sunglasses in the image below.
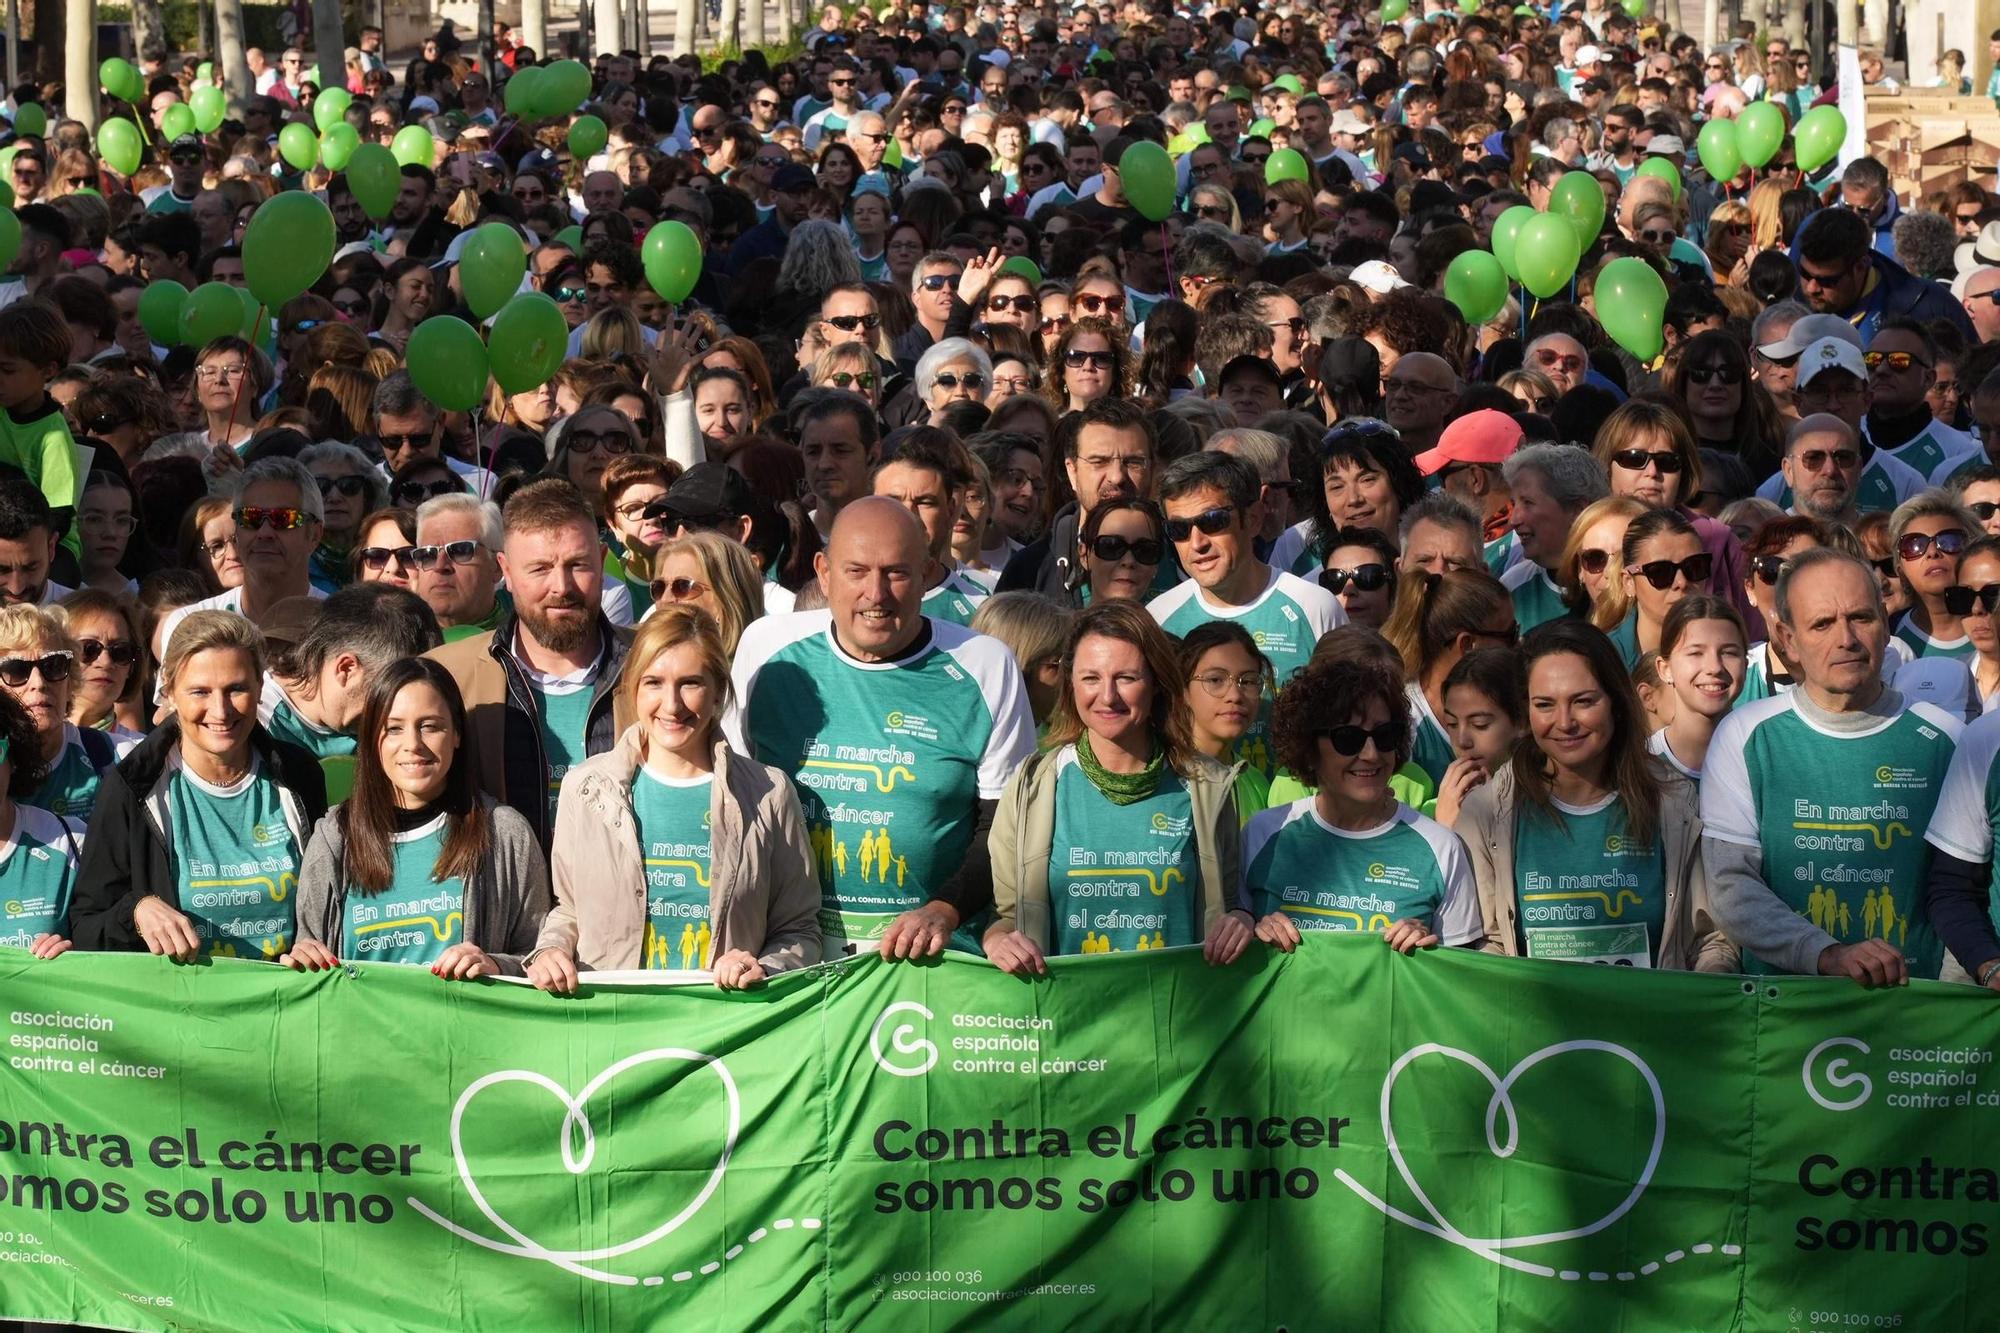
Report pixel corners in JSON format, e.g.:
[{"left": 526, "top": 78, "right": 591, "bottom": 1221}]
[
  {"left": 1247, "top": 653, "right": 1484, "bottom": 956},
  {"left": 57, "top": 590, "right": 146, "bottom": 748},
  {"left": 1178, "top": 621, "right": 1276, "bottom": 824},
  {"left": 531, "top": 606, "right": 820, "bottom": 991},
  {"left": 1074, "top": 497, "right": 1165, "bottom": 607},
  {"left": 969, "top": 270, "right": 1041, "bottom": 338},
  {"left": 1941, "top": 535, "right": 2000, "bottom": 708},
  {"left": 1592, "top": 398, "right": 1753, "bottom": 622},
  {"left": 301, "top": 442, "right": 388, "bottom": 594},
  {"left": 1383, "top": 567, "right": 1517, "bottom": 789},
  {"left": 1043, "top": 316, "right": 1127, "bottom": 415},
  {"left": 1663, "top": 329, "right": 1784, "bottom": 490},
  {"left": 809, "top": 343, "right": 884, "bottom": 407},
  {"left": 1321, "top": 527, "right": 1398, "bottom": 630},
  {"left": 984, "top": 602, "right": 1252, "bottom": 974},
  {"left": 1456, "top": 619, "right": 1733, "bottom": 971},
  {"left": 649, "top": 532, "right": 766, "bottom": 658},
  {"left": 1647, "top": 594, "right": 1748, "bottom": 780},
  {"left": 1262, "top": 178, "right": 1314, "bottom": 256},
  {"left": 545, "top": 404, "right": 639, "bottom": 525},
  {"left": 1557, "top": 496, "right": 1645, "bottom": 618},
  {"left": 69, "top": 611, "right": 328, "bottom": 960},
  {"left": 351, "top": 508, "right": 417, "bottom": 590},
  {"left": 916, "top": 338, "right": 992, "bottom": 424},
  {"left": 0, "top": 669, "right": 82, "bottom": 959},
  {"left": 541, "top": 259, "right": 590, "bottom": 329},
  {"left": 1888, "top": 494, "right": 1980, "bottom": 661},
  {"left": 0, "top": 605, "right": 119, "bottom": 821},
  {"left": 283, "top": 658, "right": 549, "bottom": 978},
  {"left": 1589, "top": 507, "right": 1712, "bottom": 670}
]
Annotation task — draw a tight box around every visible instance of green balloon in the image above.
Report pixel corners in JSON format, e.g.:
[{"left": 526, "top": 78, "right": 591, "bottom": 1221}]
[
  {"left": 1117, "top": 140, "right": 1175, "bottom": 223},
  {"left": 138, "top": 279, "right": 187, "bottom": 345},
  {"left": 553, "top": 225, "right": 584, "bottom": 254},
  {"left": 1444, "top": 250, "right": 1508, "bottom": 325},
  {"left": 1696, "top": 118, "right": 1741, "bottom": 185},
  {"left": 1547, "top": 170, "right": 1605, "bottom": 248},
  {"left": 504, "top": 66, "right": 546, "bottom": 118},
  {"left": 1186, "top": 123, "right": 1210, "bottom": 145},
  {"left": 1265, "top": 147, "right": 1309, "bottom": 185},
  {"left": 486, "top": 293, "right": 568, "bottom": 395},
  {"left": 190, "top": 85, "right": 227, "bottom": 134},
  {"left": 1736, "top": 101, "right": 1786, "bottom": 170},
  {"left": 99, "top": 57, "right": 141, "bottom": 103},
  {"left": 405, "top": 317, "right": 491, "bottom": 413},
  {"left": 1514, "top": 213, "right": 1581, "bottom": 299},
  {"left": 278, "top": 121, "right": 319, "bottom": 173},
  {"left": 1490, "top": 204, "right": 1535, "bottom": 282},
  {"left": 319, "top": 123, "right": 360, "bottom": 172},
  {"left": 158, "top": 103, "right": 194, "bottom": 142},
  {"left": 0, "top": 181, "right": 14, "bottom": 209},
  {"left": 0, "top": 208, "right": 18, "bottom": 272},
  {"left": 1381, "top": 0, "right": 1409, "bottom": 20},
  {"left": 235, "top": 284, "right": 264, "bottom": 340},
  {"left": 1459, "top": 0, "right": 1481, "bottom": 11},
  {"left": 1620, "top": 0, "right": 1645, "bottom": 13},
  {"left": 242, "top": 191, "right": 335, "bottom": 308},
  {"left": 1248, "top": 118, "right": 1275, "bottom": 138},
  {"left": 313, "top": 87, "right": 352, "bottom": 133},
  {"left": 197, "top": 62, "right": 214, "bottom": 82},
  {"left": 1594, "top": 256, "right": 1669, "bottom": 362},
  {"left": 1636, "top": 155, "right": 1681, "bottom": 200},
  {"left": 391, "top": 125, "right": 435, "bottom": 168},
  {"left": 12, "top": 103, "right": 44, "bottom": 137},
  {"left": 1795, "top": 105, "right": 1847, "bottom": 174},
  {"left": 641, "top": 220, "right": 703, "bottom": 303},
  {"left": 568, "top": 114, "right": 608, "bottom": 161},
  {"left": 461, "top": 222, "right": 527, "bottom": 320},
  {"left": 538, "top": 60, "right": 593, "bottom": 117},
  {"left": 97, "top": 118, "right": 143, "bottom": 178},
  {"left": 179, "top": 282, "right": 244, "bottom": 347},
  {"left": 346, "top": 143, "right": 399, "bottom": 219}
]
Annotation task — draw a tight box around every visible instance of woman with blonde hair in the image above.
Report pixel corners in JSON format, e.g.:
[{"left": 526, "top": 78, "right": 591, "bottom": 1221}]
[
  {"left": 532, "top": 605, "right": 820, "bottom": 989},
  {"left": 1559, "top": 494, "right": 1648, "bottom": 618},
  {"left": 650, "top": 530, "right": 767, "bottom": 656},
  {"left": 0, "top": 604, "right": 118, "bottom": 821},
  {"left": 304, "top": 364, "right": 379, "bottom": 442},
  {"left": 1188, "top": 183, "right": 1241, "bottom": 234},
  {"left": 581, "top": 306, "right": 648, "bottom": 360},
  {"left": 1496, "top": 367, "right": 1557, "bottom": 415},
  {"left": 970, "top": 590, "right": 1070, "bottom": 727},
  {"left": 1746, "top": 177, "right": 1788, "bottom": 253},
  {"left": 1705, "top": 200, "right": 1754, "bottom": 286},
  {"left": 808, "top": 342, "right": 884, "bottom": 408},
  {"left": 983, "top": 600, "right": 1252, "bottom": 973}
]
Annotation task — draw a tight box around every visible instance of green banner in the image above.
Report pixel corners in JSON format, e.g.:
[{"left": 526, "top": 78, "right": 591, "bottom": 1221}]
[{"left": 2, "top": 940, "right": 1998, "bottom": 1330}]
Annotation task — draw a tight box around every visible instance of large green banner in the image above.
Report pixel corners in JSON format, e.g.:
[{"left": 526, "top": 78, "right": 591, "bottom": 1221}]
[{"left": 2, "top": 939, "right": 1997, "bottom": 1330}]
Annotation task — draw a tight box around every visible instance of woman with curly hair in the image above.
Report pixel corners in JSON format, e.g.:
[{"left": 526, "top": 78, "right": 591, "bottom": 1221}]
[
  {"left": 1245, "top": 652, "right": 1485, "bottom": 955},
  {"left": 1043, "top": 316, "right": 1128, "bottom": 414},
  {"left": 1272, "top": 418, "right": 1426, "bottom": 576}
]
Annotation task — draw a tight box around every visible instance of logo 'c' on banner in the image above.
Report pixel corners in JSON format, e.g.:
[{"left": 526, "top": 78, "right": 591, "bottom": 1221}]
[{"left": 2, "top": 941, "right": 1998, "bottom": 1329}]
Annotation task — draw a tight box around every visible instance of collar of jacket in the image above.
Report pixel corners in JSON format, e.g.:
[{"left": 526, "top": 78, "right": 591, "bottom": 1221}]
[
  {"left": 570, "top": 724, "right": 737, "bottom": 827},
  {"left": 122, "top": 714, "right": 302, "bottom": 796},
  {"left": 482, "top": 607, "right": 626, "bottom": 700}
]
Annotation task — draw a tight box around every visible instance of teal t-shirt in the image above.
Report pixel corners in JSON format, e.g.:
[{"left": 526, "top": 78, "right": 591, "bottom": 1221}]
[
  {"left": 1702, "top": 694, "right": 1959, "bottom": 978},
  {"left": 261, "top": 681, "right": 357, "bottom": 759},
  {"left": 339, "top": 813, "right": 465, "bottom": 966},
  {"left": 0, "top": 805, "right": 81, "bottom": 949},
  {"left": 1606, "top": 612, "right": 1642, "bottom": 671},
  {"left": 536, "top": 683, "right": 595, "bottom": 805},
  {"left": 1879, "top": 422, "right": 1977, "bottom": 483},
  {"left": 1241, "top": 798, "right": 1482, "bottom": 942},
  {"left": 1503, "top": 562, "right": 1569, "bottom": 633},
  {"left": 632, "top": 768, "right": 715, "bottom": 970},
  {"left": 922, "top": 576, "right": 983, "bottom": 629},
  {"left": 1047, "top": 747, "right": 1200, "bottom": 955},
  {"left": 169, "top": 758, "right": 302, "bottom": 961},
  {"left": 1406, "top": 683, "right": 1456, "bottom": 787},
  {"left": 1483, "top": 529, "right": 1521, "bottom": 577},
  {"left": 1512, "top": 792, "right": 1668, "bottom": 966},
  {"left": 30, "top": 726, "right": 105, "bottom": 821},
  {"left": 1893, "top": 618, "right": 1976, "bottom": 663}
]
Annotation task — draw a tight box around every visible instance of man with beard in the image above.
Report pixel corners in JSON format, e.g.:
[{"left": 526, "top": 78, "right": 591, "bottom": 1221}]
[{"left": 429, "top": 479, "right": 635, "bottom": 850}]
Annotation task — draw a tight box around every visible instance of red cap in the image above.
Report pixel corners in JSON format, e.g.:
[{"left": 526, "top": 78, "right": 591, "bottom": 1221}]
[{"left": 1413, "top": 409, "right": 1524, "bottom": 476}]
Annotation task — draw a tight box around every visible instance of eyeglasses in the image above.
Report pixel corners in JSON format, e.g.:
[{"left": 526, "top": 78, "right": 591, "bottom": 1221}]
[
  {"left": 753, "top": 99, "right": 780, "bottom": 110},
  {"left": 1162, "top": 506, "right": 1234, "bottom": 542},
  {"left": 1686, "top": 364, "right": 1742, "bottom": 386},
  {"left": 1320, "top": 563, "right": 1391, "bottom": 594},
  {"left": 1268, "top": 317, "right": 1310, "bottom": 343},
  {"left": 1578, "top": 548, "right": 1614, "bottom": 576},
  {"left": 1749, "top": 553, "right": 1786, "bottom": 585},
  {"left": 653, "top": 576, "right": 711, "bottom": 602},
  {"left": 986, "top": 294, "right": 1037, "bottom": 313},
  {"left": 1794, "top": 447, "right": 1861, "bottom": 472},
  {"left": 1073, "top": 293, "right": 1122, "bottom": 315},
  {"left": 1194, "top": 204, "right": 1232, "bottom": 222},
  {"left": 1088, "top": 533, "right": 1164, "bottom": 563},
  {"left": 0, "top": 652, "right": 73, "bottom": 687},
  {"left": 408, "top": 539, "right": 486, "bottom": 570},
  {"left": 829, "top": 76, "right": 856, "bottom": 87},
  {"left": 828, "top": 371, "right": 878, "bottom": 390},
  {"left": 554, "top": 284, "right": 589, "bottom": 302},
  {"left": 1895, "top": 529, "right": 1969, "bottom": 561},
  {"left": 1945, "top": 583, "right": 2000, "bottom": 616},
  {"left": 1192, "top": 669, "right": 1263, "bottom": 698},
  {"left": 77, "top": 638, "right": 138, "bottom": 668},
  {"left": 81, "top": 412, "right": 123, "bottom": 436},
  {"left": 826, "top": 312, "right": 882, "bottom": 331},
  {"left": 918, "top": 273, "right": 960, "bottom": 291},
  {"left": 235, "top": 506, "right": 308, "bottom": 531},
  {"left": 1531, "top": 351, "right": 1584, "bottom": 374},
  {"left": 1040, "top": 313, "right": 1072, "bottom": 333},
  {"left": 170, "top": 150, "right": 204, "bottom": 166},
  {"left": 1797, "top": 262, "right": 1855, "bottom": 291},
  {"left": 1322, "top": 720, "right": 1406, "bottom": 757},
  {"left": 569, "top": 430, "right": 633, "bottom": 456},
  {"left": 196, "top": 363, "right": 249, "bottom": 382},
  {"left": 1863, "top": 350, "right": 1929, "bottom": 372},
  {"left": 1242, "top": 151, "right": 1271, "bottom": 166},
  {"left": 393, "top": 478, "right": 463, "bottom": 506},
  {"left": 1639, "top": 228, "right": 1677, "bottom": 245},
  {"left": 942, "top": 103, "right": 967, "bottom": 115},
  {"left": 933, "top": 371, "right": 985, "bottom": 390},
  {"left": 1610, "top": 448, "right": 1683, "bottom": 473},
  {"left": 1970, "top": 501, "right": 2000, "bottom": 521},
  {"left": 1064, "top": 348, "right": 1114, "bottom": 369},
  {"left": 316, "top": 474, "right": 370, "bottom": 498},
  {"left": 379, "top": 431, "right": 437, "bottom": 455},
  {"left": 1754, "top": 346, "right": 1801, "bottom": 368},
  {"left": 357, "top": 545, "right": 415, "bottom": 571},
  {"left": 1626, "top": 552, "right": 1714, "bottom": 589}
]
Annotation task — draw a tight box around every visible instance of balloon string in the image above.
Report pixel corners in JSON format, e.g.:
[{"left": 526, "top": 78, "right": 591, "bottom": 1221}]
[
  {"left": 127, "top": 101, "right": 153, "bottom": 146},
  {"left": 477, "top": 414, "right": 496, "bottom": 499},
  {"left": 1159, "top": 221, "right": 1175, "bottom": 299},
  {"left": 225, "top": 308, "right": 263, "bottom": 446}
]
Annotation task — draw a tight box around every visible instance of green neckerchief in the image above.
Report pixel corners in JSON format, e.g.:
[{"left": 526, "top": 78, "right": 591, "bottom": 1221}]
[{"left": 1075, "top": 731, "right": 1164, "bottom": 806}]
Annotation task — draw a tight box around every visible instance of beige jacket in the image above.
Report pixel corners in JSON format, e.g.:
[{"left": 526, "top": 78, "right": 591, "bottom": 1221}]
[
  {"left": 536, "top": 725, "right": 822, "bottom": 973},
  {"left": 987, "top": 745, "right": 1244, "bottom": 952},
  {"left": 1454, "top": 762, "right": 1738, "bottom": 973}
]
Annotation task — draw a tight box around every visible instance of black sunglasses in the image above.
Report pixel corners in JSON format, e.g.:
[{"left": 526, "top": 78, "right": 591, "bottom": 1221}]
[
  {"left": 1320, "top": 563, "right": 1392, "bottom": 594},
  {"left": 826, "top": 313, "right": 881, "bottom": 331},
  {"left": 393, "top": 478, "right": 464, "bottom": 505},
  {"left": 357, "top": 545, "right": 414, "bottom": 571},
  {"left": 1162, "top": 506, "right": 1234, "bottom": 542},
  {"left": 1323, "top": 720, "right": 1406, "bottom": 757},
  {"left": 0, "top": 652, "right": 72, "bottom": 687},
  {"left": 1750, "top": 553, "right": 1785, "bottom": 585},
  {"left": 1610, "top": 449, "right": 1683, "bottom": 474},
  {"left": 1969, "top": 501, "right": 2000, "bottom": 521},
  {"left": 1944, "top": 583, "right": 2000, "bottom": 616},
  {"left": 316, "top": 474, "right": 370, "bottom": 498},
  {"left": 1089, "top": 533, "right": 1163, "bottom": 564},
  {"left": 1627, "top": 552, "right": 1714, "bottom": 589},
  {"left": 77, "top": 638, "right": 138, "bottom": 667}
]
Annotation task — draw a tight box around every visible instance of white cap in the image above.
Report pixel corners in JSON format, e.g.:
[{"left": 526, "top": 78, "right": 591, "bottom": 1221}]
[
  {"left": 1645, "top": 135, "right": 1685, "bottom": 157},
  {"left": 1796, "top": 336, "right": 1867, "bottom": 388},
  {"left": 1350, "top": 260, "right": 1411, "bottom": 294},
  {"left": 1575, "top": 45, "right": 1603, "bottom": 64}
]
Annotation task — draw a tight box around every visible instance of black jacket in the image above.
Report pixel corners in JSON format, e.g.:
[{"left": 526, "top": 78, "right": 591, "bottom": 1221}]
[
  {"left": 68, "top": 721, "right": 329, "bottom": 952},
  {"left": 995, "top": 503, "right": 1085, "bottom": 604}
]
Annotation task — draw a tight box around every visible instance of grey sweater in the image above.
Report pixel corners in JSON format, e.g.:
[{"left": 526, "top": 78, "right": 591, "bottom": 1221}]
[
  {"left": 294, "top": 797, "right": 551, "bottom": 975},
  {"left": 1702, "top": 687, "right": 1907, "bottom": 976}
]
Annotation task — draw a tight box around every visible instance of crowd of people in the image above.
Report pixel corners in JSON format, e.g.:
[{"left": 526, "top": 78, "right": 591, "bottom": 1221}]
[{"left": 1, "top": 1, "right": 1999, "bottom": 1000}]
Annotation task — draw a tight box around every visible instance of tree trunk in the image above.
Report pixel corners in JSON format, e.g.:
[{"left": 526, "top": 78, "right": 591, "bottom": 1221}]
[
  {"left": 30, "top": 0, "right": 61, "bottom": 82},
  {"left": 742, "top": 0, "right": 763, "bottom": 53},
  {"left": 1701, "top": 0, "right": 1720, "bottom": 51},
  {"left": 312, "top": 0, "right": 347, "bottom": 100},
  {"left": 63, "top": 0, "right": 94, "bottom": 127},
  {"left": 593, "top": 0, "right": 622, "bottom": 54},
  {"left": 718, "top": 0, "right": 738, "bottom": 50},
  {"left": 215, "top": 0, "right": 253, "bottom": 105},
  {"left": 131, "top": 0, "right": 168, "bottom": 62},
  {"left": 521, "top": 0, "right": 547, "bottom": 59},
  {"left": 675, "top": 0, "right": 698, "bottom": 60},
  {"left": 1783, "top": 0, "right": 1804, "bottom": 49}
]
